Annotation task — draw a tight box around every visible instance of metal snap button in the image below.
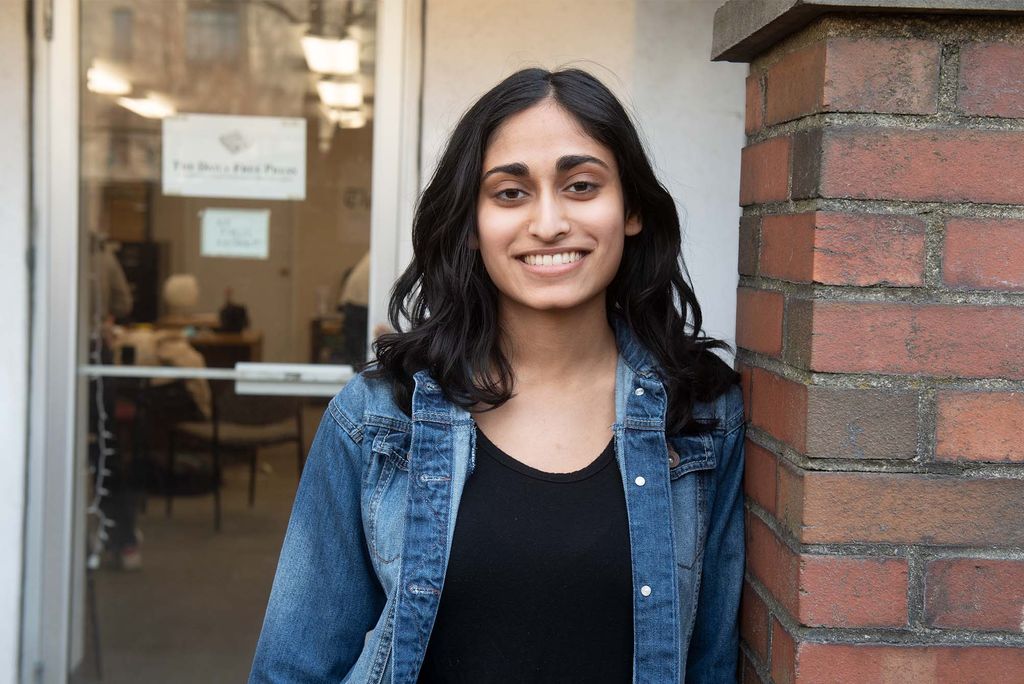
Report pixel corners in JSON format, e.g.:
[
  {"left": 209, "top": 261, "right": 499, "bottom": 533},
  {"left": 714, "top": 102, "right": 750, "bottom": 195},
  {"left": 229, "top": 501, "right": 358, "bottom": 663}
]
[
  {"left": 634, "top": 476, "right": 646, "bottom": 486},
  {"left": 634, "top": 387, "right": 644, "bottom": 396},
  {"left": 640, "top": 585, "right": 652, "bottom": 597},
  {"left": 667, "top": 447, "right": 680, "bottom": 468}
]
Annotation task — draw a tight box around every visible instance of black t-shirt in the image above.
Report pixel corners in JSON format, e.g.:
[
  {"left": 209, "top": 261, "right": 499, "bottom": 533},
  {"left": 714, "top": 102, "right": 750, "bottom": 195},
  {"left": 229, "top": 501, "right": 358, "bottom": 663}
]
[{"left": 417, "top": 427, "right": 634, "bottom": 683}]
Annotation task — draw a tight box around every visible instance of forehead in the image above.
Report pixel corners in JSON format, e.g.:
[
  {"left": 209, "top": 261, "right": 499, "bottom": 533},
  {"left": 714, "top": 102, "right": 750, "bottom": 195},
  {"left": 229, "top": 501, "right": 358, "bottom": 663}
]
[{"left": 483, "top": 100, "right": 614, "bottom": 168}]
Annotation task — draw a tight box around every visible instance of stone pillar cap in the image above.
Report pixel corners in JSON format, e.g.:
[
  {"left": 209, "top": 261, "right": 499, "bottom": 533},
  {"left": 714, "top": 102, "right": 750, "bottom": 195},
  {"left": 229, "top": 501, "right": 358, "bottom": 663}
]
[{"left": 713, "top": 0, "right": 1024, "bottom": 62}]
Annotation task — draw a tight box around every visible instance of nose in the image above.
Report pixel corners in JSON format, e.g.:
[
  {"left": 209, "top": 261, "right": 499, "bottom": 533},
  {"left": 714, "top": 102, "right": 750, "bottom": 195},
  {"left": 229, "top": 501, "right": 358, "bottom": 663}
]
[{"left": 527, "top": 190, "right": 570, "bottom": 241}]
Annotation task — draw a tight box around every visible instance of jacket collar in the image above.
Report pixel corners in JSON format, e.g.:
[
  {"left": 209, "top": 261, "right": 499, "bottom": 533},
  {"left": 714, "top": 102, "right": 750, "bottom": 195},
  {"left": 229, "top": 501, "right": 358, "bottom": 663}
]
[{"left": 611, "top": 313, "right": 659, "bottom": 380}]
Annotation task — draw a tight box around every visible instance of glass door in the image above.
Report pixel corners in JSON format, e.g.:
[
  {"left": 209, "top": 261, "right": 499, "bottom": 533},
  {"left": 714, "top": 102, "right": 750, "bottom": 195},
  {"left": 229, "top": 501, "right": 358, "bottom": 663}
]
[{"left": 26, "top": 1, "right": 418, "bottom": 681}]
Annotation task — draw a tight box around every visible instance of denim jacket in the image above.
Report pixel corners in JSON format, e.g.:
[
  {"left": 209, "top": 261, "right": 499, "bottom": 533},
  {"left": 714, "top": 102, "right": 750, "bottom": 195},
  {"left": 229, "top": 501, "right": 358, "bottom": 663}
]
[{"left": 250, "top": 318, "right": 746, "bottom": 683}]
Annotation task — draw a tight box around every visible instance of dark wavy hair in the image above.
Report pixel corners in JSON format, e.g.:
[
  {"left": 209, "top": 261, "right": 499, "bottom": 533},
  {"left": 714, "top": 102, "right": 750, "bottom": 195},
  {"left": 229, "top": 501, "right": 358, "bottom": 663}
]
[{"left": 369, "top": 67, "right": 738, "bottom": 433}]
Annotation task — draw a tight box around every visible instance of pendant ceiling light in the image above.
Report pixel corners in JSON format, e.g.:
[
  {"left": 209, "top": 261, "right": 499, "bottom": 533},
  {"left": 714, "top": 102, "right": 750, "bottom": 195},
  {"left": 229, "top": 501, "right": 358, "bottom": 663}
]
[{"left": 301, "top": 34, "right": 359, "bottom": 76}]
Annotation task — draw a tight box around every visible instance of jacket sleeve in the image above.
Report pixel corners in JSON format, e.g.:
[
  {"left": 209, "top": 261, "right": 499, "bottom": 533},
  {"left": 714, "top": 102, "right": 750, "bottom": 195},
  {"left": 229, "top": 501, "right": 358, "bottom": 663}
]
[
  {"left": 686, "top": 388, "right": 746, "bottom": 683},
  {"left": 249, "top": 395, "right": 385, "bottom": 682}
]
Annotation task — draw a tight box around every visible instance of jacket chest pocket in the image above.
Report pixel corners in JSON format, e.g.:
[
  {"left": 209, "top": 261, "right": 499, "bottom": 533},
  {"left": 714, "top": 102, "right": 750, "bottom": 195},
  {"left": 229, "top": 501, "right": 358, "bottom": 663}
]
[
  {"left": 667, "top": 433, "right": 716, "bottom": 570},
  {"left": 365, "top": 427, "right": 411, "bottom": 569}
]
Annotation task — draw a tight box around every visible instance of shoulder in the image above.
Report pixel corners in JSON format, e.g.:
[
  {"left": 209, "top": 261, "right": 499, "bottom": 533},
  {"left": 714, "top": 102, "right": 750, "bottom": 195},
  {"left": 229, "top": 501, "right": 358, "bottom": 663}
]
[
  {"left": 326, "top": 366, "right": 411, "bottom": 444},
  {"left": 689, "top": 382, "right": 744, "bottom": 434}
]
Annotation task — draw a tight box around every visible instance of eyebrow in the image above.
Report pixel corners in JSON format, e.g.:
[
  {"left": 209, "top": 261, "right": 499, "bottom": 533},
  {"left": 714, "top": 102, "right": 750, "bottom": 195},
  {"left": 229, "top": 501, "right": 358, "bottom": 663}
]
[{"left": 481, "top": 154, "right": 609, "bottom": 181}]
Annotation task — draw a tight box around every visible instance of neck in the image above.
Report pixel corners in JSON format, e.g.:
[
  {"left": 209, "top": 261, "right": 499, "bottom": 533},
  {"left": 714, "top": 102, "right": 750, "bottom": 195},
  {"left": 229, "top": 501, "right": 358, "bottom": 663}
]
[{"left": 497, "top": 294, "right": 618, "bottom": 387}]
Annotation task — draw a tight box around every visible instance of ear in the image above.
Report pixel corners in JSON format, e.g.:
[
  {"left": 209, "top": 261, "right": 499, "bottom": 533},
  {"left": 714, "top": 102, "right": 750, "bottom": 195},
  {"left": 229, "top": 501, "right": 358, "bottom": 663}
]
[{"left": 624, "top": 213, "right": 642, "bottom": 237}]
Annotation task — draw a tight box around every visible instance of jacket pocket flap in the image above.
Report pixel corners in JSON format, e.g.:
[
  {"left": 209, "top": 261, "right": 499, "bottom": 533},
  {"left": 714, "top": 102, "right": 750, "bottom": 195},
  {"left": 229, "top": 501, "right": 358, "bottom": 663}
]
[{"left": 667, "top": 433, "right": 716, "bottom": 480}]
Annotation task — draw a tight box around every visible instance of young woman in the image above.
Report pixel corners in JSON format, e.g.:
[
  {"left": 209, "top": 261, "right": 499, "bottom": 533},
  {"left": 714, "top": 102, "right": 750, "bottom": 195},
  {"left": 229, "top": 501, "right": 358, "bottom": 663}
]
[{"left": 250, "top": 68, "right": 745, "bottom": 683}]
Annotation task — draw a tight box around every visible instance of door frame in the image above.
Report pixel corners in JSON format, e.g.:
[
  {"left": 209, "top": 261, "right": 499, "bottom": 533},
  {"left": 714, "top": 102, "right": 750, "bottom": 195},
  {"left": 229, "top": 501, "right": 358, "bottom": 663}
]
[{"left": 22, "top": 0, "right": 423, "bottom": 680}]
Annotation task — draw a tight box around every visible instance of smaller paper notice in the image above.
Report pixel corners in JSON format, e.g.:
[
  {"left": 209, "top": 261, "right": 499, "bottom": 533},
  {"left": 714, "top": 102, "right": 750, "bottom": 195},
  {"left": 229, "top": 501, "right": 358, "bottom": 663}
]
[{"left": 200, "top": 208, "right": 270, "bottom": 259}]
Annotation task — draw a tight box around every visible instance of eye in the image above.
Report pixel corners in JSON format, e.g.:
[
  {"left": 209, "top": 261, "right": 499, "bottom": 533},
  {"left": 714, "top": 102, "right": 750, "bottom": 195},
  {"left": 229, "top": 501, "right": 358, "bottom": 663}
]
[
  {"left": 566, "top": 181, "right": 598, "bottom": 194},
  {"left": 495, "top": 188, "right": 527, "bottom": 202}
]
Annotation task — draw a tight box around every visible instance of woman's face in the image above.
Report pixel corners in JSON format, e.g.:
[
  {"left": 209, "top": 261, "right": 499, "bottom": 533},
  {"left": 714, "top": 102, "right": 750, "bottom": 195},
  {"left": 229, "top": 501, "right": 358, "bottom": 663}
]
[{"left": 476, "top": 100, "right": 640, "bottom": 317}]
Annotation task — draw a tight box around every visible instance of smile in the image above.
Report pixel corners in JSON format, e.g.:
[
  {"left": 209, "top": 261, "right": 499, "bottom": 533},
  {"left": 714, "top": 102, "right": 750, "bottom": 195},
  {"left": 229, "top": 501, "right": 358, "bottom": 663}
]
[{"left": 518, "top": 251, "right": 586, "bottom": 266}]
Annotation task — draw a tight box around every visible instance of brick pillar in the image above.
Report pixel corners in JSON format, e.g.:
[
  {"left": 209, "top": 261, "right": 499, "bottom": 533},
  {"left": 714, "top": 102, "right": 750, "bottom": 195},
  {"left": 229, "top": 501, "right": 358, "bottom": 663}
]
[{"left": 714, "top": 3, "right": 1024, "bottom": 682}]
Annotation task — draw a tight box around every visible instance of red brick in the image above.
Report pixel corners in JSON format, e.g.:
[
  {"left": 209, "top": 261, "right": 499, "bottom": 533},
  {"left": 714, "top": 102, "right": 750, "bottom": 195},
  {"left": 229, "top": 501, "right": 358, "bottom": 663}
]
[
  {"left": 770, "top": 620, "right": 796, "bottom": 684},
  {"left": 746, "top": 74, "right": 764, "bottom": 134},
  {"left": 740, "top": 137, "right": 791, "bottom": 205},
  {"left": 823, "top": 38, "right": 940, "bottom": 115},
  {"left": 748, "top": 367, "right": 807, "bottom": 452},
  {"left": 760, "top": 212, "right": 925, "bottom": 286},
  {"left": 794, "top": 643, "right": 1024, "bottom": 683},
  {"left": 817, "top": 128, "right": 1024, "bottom": 204},
  {"left": 765, "top": 43, "right": 826, "bottom": 125},
  {"left": 759, "top": 213, "right": 815, "bottom": 283},
  {"left": 748, "top": 512, "right": 909, "bottom": 628},
  {"left": 812, "top": 213, "right": 925, "bottom": 286},
  {"left": 746, "top": 514, "right": 798, "bottom": 617},
  {"left": 791, "top": 470, "right": 1024, "bottom": 546},
  {"left": 958, "top": 43, "right": 1024, "bottom": 118},
  {"left": 937, "top": 392, "right": 1024, "bottom": 463},
  {"left": 738, "top": 361, "right": 754, "bottom": 422},
  {"left": 740, "top": 581, "right": 770, "bottom": 664},
  {"left": 744, "top": 440, "right": 777, "bottom": 515},
  {"left": 806, "top": 301, "right": 1024, "bottom": 379},
  {"left": 741, "top": 652, "right": 762, "bottom": 684},
  {"left": 736, "top": 288, "right": 784, "bottom": 357},
  {"left": 798, "top": 555, "right": 908, "bottom": 628},
  {"left": 738, "top": 216, "right": 760, "bottom": 276},
  {"left": 776, "top": 458, "right": 805, "bottom": 537},
  {"left": 944, "top": 218, "right": 1024, "bottom": 291},
  {"left": 925, "top": 558, "right": 1024, "bottom": 632}
]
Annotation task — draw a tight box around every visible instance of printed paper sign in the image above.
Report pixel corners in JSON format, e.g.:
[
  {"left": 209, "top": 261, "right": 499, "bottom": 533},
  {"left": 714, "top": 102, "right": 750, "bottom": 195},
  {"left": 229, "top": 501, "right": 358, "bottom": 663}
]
[
  {"left": 163, "top": 114, "right": 306, "bottom": 200},
  {"left": 200, "top": 208, "right": 270, "bottom": 259}
]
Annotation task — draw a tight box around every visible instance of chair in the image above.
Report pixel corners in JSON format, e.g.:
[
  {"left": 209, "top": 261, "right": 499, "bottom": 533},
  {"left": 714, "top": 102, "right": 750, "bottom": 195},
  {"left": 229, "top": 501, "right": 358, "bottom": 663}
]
[{"left": 167, "top": 380, "right": 305, "bottom": 531}]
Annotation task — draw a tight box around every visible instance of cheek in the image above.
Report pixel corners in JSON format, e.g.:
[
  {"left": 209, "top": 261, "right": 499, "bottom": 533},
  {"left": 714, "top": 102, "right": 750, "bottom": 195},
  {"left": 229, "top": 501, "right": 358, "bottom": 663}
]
[{"left": 476, "top": 206, "right": 519, "bottom": 275}]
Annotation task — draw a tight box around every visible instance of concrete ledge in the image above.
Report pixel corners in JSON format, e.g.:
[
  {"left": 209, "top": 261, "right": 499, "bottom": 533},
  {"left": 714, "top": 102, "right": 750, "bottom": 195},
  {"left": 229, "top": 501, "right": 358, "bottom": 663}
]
[{"left": 713, "top": 0, "right": 1024, "bottom": 62}]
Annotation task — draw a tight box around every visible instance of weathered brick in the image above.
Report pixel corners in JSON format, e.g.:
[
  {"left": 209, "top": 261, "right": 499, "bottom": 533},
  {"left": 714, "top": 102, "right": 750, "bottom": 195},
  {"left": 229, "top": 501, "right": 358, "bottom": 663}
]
[
  {"left": 736, "top": 288, "right": 784, "bottom": 357},
  {"left": 776, "top": 458, "right": 805, "bottom": 538},
  {"left": 811, "top": 128, "right": 1024, "bottom": 204},
  {"left": 925, "top": 558, "right": 1024, "bottom": 632},
  {"left": 770, "top": 620, "right": 796, "bottom": 684},
  {"left": 744, "top": 440, "right": 778, "bottom": 514},
  {"left": 741, "top": 581, "right": 770, "bottom": 664},
  {"left": 746, "top": 514, "right": 798, "bottom": 616},
  {"left": 746, "top": 73, "right": 765, "bottom": 134},
  {"left": 748, "top": 367, "right": 808, "bottom": 452},
  {"left": 760, "top": 212, "right": 925, "bottom": 286},
  {"left": 958, "top": 43, "right": 1024, "bottom": 118},
  {"left": 795, "top": 643, "right": 1024, "bottom": 683},
  {"left": 738, "top": 215, "right": 760, "bottom": 276},
  {"left": 740, "top": 136, "right": 791, "bottom": 205},
  {"left": 937, "top": 391, "right": 1024, "bottom": 463},
  {"left": 765, "top": 42, "right": 826, "bottom": 125},
  {"left": 823, "top": 38, "right": 940, "bottom": 115},
  {"left": 944, "top": 218, "right": 1024, "bottom": 291},
  {"left": 788, "top": 470, "right": 1024, "bottom": 546},
  {"left": 741, "top": 652, "right": 763, "bottom": 684},
  {"left": 759, "top": 213, "right": 815, "bottom": 283},
  {"left": 805, "top": 386, "right": 919, "bottom": 460},
  {"left": 798, "top": 555, "right": 908, "bottom": 628},
  {"left": 763, "top": 39, "right": 940, "bottom": 126},
  {"left": 805, "top": 302, "right": 1024, "bottom": 379},
  {"left": 738, "top": 361, "right": 754, "bottom": 422}
]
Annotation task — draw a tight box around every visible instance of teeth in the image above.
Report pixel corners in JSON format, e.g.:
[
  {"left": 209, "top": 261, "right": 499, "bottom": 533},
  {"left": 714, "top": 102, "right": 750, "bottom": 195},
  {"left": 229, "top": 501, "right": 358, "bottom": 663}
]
[{"left": 522, "top": 251, "right": 583, "bottom": 266}]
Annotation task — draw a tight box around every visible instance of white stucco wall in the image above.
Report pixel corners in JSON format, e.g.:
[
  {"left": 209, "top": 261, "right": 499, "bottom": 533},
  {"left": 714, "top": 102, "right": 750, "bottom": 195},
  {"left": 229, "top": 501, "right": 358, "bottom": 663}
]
[
  {"left": 417, "top": 0, "right": 747, "bottom": 349},
  {"left": 0, "top": 2, "right": 30, "bottom": 682}
]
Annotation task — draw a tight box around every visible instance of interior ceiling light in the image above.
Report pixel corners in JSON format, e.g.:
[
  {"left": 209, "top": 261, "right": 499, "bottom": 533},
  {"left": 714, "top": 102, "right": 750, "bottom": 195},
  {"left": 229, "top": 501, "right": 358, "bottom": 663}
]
[
  {"left": 317, "top": 79, "right": 363, "bottom": 109},
  {"left": 302, "top": 35, "right": 359, "bottom": 75},
  {"left": 117, "top": 93, "right": 176, "bottom": 119},
  {"left": 87, "top": 61, "right": 131, "bottom": 95}
]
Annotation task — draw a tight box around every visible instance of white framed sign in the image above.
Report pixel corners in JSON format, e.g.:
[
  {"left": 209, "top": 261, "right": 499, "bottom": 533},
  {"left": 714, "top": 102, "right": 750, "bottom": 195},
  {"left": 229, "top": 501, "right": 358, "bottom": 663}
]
[
  {"left": 162, "top": 113, "right": 306, "bottom": 200},
  {"left": 200, "top": 208, "right": 270, "bottom": 259}
]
